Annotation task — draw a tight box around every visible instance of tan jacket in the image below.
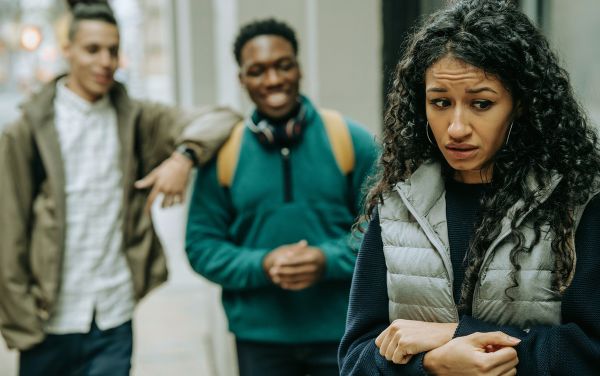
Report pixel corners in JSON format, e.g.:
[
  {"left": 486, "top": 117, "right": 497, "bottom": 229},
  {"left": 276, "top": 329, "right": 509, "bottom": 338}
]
[{"left": 0, "top": 78, "right": 241, "bottom": 350}]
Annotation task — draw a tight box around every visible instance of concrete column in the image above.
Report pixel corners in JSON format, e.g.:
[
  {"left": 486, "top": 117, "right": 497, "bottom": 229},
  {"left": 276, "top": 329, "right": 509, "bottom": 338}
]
[{"left": 213, "top": 0, "right": 241, "bottom": 110}]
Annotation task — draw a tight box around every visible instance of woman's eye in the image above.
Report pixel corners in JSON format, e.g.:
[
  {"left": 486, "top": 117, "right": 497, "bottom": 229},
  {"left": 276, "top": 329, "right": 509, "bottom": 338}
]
[
  {"left": 473, "top": 100, "right": 493, "bottom": 110},
  {"left": 430, "top": 98, "right": 450, "bottom": 108}
]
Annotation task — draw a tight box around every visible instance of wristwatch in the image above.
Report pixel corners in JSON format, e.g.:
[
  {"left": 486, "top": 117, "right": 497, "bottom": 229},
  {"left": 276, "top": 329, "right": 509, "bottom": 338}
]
[{"left": 176, "top": 144, "right": 199, "bottom": 166}]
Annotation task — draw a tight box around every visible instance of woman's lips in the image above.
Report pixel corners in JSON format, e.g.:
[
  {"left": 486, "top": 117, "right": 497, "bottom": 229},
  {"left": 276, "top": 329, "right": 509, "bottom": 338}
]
[{"left": 445, "top": 145, "right": 478, "bottom": 159}]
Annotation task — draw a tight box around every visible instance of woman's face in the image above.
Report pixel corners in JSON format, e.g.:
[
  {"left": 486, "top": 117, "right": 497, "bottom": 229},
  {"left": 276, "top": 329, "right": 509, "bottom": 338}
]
[{"left": 425, "top": 55, "right": 514, "bottom": 183}]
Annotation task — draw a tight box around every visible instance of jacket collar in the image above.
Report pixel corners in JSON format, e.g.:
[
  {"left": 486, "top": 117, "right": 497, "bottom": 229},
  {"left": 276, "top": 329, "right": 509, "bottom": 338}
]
[
  {"left": 21, "top": 75, "right": 132, "bottom": 129},
  {"left": 21, "top": 76, "right": 137, "bottom": 228}
]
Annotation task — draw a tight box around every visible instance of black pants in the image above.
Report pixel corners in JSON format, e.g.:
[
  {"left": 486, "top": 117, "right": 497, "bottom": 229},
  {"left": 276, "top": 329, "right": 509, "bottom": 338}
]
[
  {"left": 236, "top": 340, "right": 339, "bottom": 376},
  {"left": 19, "top": 320, "right": 133, "bottom": 376}
]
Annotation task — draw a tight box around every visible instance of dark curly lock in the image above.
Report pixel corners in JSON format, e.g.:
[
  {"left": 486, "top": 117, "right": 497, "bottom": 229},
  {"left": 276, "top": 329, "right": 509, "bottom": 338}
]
[
  {"left": 366, "top": 0, "right": 600, "bottom": 313},
  {"left": 233, "top": 18, "right": 298, "bottom": 66}
]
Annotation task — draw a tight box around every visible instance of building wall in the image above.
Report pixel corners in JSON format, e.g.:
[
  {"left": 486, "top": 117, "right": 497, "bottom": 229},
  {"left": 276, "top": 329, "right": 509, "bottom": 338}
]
[
  {"left": 544, "top": 0, "right": 600, "bottom": 125},
  {"left": 172, "top": 0, "right": 382, "bottom": 133}
]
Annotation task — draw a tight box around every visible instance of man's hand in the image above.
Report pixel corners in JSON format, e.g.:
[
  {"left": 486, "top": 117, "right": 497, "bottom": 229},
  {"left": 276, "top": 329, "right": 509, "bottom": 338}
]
[
  {"left": 134, "top": 151, "right": 193, "bottom": 212},
  {"left": 423, "top": 331, "right": 520, "bottom": 376},
  {"left": 262, "top": 242, "right": 304, "bottom": 276},
  {"left": 375, "top": 320, "right": 458, "bottom": 364},
  {"left": 263, "top": 240, "right": 326, "bottom": 291}
]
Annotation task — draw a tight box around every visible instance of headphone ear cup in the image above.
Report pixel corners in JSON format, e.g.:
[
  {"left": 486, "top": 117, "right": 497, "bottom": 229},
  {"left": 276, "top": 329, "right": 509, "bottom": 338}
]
[
  {"left": 261, "top": 127, "right": 275, "bottom": 145},
  {"left": 248, "top": 104, "right": 306, "bottom": 148},
  {"left": 285, "top": 121, "right": 295, "bottom": 138},
  {"left": 250, "top": 119, "right": 276, "bottom": 146}
]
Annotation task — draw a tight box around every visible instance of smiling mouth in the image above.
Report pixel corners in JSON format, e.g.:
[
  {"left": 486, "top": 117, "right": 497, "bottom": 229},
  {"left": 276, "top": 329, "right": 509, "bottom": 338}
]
[
  {"left": 94, "top": 75, "right": 113, "bottom": 85},
  {"left": 264, "top": 92, "right": 290, "bottom": 108}
]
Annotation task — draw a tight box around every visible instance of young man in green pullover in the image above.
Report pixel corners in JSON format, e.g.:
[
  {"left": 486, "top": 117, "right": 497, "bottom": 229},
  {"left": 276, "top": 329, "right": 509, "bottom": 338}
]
[{"left": 185, "top": 18, "right": 377, "bottom": 375}]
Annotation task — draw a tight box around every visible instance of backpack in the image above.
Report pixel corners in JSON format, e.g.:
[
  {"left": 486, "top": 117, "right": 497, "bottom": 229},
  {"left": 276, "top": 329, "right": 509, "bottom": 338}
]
[{"left": 216, "top": 109, "right": 355, "bottom": 187}]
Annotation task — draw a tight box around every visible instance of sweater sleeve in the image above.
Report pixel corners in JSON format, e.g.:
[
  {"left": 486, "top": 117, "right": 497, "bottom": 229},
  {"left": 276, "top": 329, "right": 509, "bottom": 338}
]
[
  {"left": 338, "top": 212, "right": 428, "bottom": 375},
  {"left": 454, "top": 195, "right": 600, "bottom": 375},
  {"left": 185, "top": 159, "right": 272, "bottom": 291},
  {"left": 319, "top": 120, "right": 379, "bottom": 280}
]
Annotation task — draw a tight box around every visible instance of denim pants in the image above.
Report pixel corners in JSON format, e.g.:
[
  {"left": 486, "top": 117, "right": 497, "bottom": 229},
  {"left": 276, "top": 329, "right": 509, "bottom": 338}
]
[
  {"left": 236, "top": 340, "right": 340, "bottom": 376},
  {"left": 19, "top": 320, "right": 133, "bottom": 376}
]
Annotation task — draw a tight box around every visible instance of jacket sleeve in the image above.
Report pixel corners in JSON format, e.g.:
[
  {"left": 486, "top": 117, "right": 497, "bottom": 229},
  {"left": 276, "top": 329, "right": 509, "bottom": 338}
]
[
  {"left": 339, "top": 212, "right": 427, "bottom": 375},
  {"left": 185, "top": 159, "right": 272, "bottom": 291},
  {"left": 176, "top": 106, "right": 243, "bottom": 164},
  {"left": 318, "top": 120, "right": 379, "bottom": 280},
  {"left": 453, "top": 195, "right": 600, "bottom": 375},
  {"left": 138, "top": 102, "right": 241, "bottom": 170},
  {"left": 0, "top": 122, "right": 45, "bottom": 350}
]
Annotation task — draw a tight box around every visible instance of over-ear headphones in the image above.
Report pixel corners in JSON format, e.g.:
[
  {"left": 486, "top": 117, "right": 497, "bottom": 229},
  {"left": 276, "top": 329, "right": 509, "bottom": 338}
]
[{"left": 247, "top": 103, "right": 307, "bottom": 148}]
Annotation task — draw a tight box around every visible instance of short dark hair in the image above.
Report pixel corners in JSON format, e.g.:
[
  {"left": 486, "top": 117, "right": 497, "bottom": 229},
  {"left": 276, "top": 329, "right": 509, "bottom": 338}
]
[
  {"left": 67, "top": 1, "right": 117, "bottom": 41},
  {"left": 233, "top": 18, "right": 298, "bottom": 66}
]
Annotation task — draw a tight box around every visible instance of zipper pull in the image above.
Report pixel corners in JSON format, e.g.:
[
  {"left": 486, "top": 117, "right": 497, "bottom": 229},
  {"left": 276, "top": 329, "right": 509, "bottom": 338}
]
[{"left": 280, "top": 147, "right": 292, "bottom": 202}]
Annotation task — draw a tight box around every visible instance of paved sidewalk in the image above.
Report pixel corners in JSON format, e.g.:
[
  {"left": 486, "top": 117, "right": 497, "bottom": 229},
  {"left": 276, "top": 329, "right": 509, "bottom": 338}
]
[{"left": 0, "top": 203, "right": 237, "bottom": 376}]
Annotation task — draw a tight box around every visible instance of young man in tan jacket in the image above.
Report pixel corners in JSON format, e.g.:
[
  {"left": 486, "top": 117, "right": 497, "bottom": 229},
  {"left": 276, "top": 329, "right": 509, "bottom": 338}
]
[{"left": 0, "top": 3, "right": 236, "bottom": 375}]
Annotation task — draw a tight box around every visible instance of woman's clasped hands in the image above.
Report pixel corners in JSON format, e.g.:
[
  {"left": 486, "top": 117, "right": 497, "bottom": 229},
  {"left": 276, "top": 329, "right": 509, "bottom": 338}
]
[{"left": 375, "top": 319, "right": 521, "bottom": 375}]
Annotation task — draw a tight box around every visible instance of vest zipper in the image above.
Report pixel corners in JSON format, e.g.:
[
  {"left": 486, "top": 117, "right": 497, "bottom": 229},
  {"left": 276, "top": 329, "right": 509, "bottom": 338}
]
[{"left": 281, "top": 147, "right": 293, "bottom": 202}]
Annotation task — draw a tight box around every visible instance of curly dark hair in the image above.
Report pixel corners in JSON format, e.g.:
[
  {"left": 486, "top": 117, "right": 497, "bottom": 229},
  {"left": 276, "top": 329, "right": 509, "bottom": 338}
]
[
  {"left": 233, "top": 18, "right": 298, "bottom": 66},
  {"left": 367, "top": 0, "right": 600, "bottom": 313}
]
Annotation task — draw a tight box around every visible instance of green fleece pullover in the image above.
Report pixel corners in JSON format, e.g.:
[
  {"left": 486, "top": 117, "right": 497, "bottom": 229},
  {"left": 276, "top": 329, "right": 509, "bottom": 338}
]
[{"left": 186, "top": 96, "right": 377, "bottom": 343}]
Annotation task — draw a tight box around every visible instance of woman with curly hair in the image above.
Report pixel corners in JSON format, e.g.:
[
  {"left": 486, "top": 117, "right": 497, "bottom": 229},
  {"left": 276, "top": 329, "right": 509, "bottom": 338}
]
[{"left": 338, "top": 0, "right": 600, "bottom": 375}]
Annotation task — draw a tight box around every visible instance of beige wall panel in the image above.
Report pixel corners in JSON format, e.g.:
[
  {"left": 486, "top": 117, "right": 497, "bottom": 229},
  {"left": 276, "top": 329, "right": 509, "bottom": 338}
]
[{"left": 316, "top": 0, "right": 381, "bottom": 132}]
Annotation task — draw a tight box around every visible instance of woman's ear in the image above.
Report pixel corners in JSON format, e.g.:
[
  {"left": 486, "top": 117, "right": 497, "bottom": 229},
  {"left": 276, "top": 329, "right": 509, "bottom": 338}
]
[{"left": 514, "top": 100, "right": 523, "bottom": 118}]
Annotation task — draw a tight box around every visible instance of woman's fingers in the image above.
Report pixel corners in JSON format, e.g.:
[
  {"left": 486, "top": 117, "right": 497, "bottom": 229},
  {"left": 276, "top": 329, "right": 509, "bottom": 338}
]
[{"left": 489, "top": 347, "right": 519, "bottom": 375}]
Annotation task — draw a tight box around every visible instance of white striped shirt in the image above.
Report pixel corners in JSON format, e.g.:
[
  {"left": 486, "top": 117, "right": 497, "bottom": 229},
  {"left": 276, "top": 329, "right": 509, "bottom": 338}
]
[{"left": 44, "top": 79, "right": 135, "bottom": 334}]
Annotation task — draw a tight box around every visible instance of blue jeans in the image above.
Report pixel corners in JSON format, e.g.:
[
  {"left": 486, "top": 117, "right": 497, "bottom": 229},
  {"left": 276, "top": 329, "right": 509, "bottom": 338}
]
[
  {"left": 19, "top": 320, "right": 132, "bottom": 376},
  {"left": 236, "top": 340, "right": 339, "bottom": 376}
]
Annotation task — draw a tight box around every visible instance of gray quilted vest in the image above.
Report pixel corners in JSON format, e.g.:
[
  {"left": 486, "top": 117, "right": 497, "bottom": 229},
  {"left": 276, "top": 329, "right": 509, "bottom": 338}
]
[{"left": 380, "top": 161, "right": 593, "bottom": 329}]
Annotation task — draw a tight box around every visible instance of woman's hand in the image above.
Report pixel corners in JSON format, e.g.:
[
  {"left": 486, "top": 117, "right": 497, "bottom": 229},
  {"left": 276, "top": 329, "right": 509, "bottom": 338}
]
[
  {"left": 423, "top": 331, "right": 521, "bottom": 375},
  {"left": 375, "top": 319, "right": 458, "bottom": 364}
]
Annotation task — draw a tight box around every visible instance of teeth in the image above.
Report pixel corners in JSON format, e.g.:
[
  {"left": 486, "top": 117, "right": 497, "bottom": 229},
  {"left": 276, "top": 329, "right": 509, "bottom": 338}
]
[{"left": 265, "top": 93, "right": 288, "bottom": 107}]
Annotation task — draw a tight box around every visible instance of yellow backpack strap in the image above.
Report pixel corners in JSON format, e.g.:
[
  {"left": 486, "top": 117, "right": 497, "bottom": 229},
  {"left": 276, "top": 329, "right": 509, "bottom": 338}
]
[
  {"left": 217, "top": 121, "right": 245, "bottom": 187},
  {"left": 320, "top": 109, "right": 355, "bottom": 175}
]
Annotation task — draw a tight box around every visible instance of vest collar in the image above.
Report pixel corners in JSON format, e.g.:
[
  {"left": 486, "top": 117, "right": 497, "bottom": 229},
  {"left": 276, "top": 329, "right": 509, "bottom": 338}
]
[{"left": 394, "top": 160, "right": 563, "bottom": 226}]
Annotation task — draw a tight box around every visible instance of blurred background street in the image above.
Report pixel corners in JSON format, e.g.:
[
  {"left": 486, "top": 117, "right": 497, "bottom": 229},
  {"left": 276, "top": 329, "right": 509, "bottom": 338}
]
[{"left": 1, "top": 0, "right": 597, "bottom": 131}]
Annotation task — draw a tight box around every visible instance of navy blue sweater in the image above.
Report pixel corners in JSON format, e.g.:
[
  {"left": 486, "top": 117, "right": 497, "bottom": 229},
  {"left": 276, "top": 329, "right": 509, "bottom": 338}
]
[{"left": 339, "top": 185, "right": 600, "bottom": 375}]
